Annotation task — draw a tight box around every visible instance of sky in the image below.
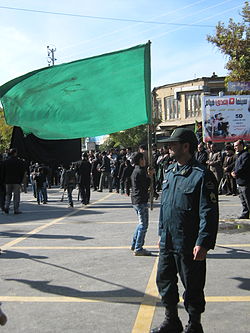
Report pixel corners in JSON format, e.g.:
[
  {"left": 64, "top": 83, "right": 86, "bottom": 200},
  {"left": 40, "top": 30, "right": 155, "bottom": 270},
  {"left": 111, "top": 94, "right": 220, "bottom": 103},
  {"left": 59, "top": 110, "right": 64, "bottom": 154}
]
[{"left": 0, "top": 0, "right": 245, "bottom": 89}]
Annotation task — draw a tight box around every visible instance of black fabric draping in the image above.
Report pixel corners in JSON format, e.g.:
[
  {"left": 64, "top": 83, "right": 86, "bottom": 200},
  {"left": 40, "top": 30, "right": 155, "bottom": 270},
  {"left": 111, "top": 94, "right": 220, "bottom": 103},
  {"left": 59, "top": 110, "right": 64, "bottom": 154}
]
[{"left": 10, "top": 127, "right": 81, "bottom": 167}]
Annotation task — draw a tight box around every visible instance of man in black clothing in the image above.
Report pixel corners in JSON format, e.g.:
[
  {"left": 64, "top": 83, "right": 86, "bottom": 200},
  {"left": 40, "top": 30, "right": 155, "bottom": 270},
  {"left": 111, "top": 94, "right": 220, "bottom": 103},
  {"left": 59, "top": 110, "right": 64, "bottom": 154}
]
[
  {"left": 121, "top": 159, "right": 134, "bottom": 196},
  {"left": 195, "top": 142, "right": 208, "bottom": 166},
  {"left": 91, "top": 153, "right": 101, "bottom": 191},
  {"left": 75, "top": 153, "right": 91, "bottom": 205},
  {"left": 0, "top": 154, "right": 6, "bottom": 212},
  {"left": 131, "top": 152, "right": 154, "bottom": 256},
  {"left": 2, "top": 148, "right": 26, "bottom": 214},
  {"left": 98, "top": 151, "right": 112, "bottom": 192},
  {"left": 232, "top": 140, "right": 250, "bottom": 219}
]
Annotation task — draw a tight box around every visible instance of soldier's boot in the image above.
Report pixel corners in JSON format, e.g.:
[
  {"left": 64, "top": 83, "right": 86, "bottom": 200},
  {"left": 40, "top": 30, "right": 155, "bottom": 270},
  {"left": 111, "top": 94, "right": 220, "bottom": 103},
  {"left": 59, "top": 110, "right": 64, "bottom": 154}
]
[
  {"left": 0, "top": 305, "right": 7, "bottom": 326},
  {"left": 150, "top": 308, "right": 183, "bottom": 333},
  {"left": 184, "top": 314, "right": 203, "bottom": 333}
]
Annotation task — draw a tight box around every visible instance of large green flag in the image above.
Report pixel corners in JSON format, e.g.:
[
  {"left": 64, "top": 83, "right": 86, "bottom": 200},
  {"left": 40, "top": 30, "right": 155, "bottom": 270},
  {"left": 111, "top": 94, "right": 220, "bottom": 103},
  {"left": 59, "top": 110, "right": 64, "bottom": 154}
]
[{"left": 0, "top": 43, "right": 151, "bottom": 140}]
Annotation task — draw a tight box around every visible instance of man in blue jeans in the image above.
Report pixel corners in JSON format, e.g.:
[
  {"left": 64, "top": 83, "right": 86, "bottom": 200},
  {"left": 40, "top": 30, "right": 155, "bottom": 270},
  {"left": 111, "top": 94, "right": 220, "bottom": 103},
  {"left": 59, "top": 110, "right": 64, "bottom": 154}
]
[{"left": 131, "top": 152, "right": 154, "bottom": 256}]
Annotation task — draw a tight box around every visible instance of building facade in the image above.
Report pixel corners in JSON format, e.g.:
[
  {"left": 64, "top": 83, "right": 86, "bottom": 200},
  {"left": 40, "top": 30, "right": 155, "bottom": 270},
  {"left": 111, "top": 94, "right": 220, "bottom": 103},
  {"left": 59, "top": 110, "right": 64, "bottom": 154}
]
[{"left": 152, "top": 74, "right": 226, "bottom": 141}]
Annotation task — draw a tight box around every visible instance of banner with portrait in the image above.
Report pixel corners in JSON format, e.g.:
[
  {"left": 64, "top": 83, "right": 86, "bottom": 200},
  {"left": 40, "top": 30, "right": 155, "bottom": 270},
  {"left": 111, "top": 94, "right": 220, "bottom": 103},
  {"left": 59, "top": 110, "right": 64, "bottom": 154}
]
[{"left": 202, "top": 95, "right": 250, "bottom": 142}]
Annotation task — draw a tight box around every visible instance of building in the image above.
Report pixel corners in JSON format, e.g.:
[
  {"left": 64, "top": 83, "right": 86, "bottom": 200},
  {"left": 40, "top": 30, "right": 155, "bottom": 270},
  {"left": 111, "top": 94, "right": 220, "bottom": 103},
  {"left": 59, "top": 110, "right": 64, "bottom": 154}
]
[{"left": 152, "top": 74, "right": 226, "bottom": 142}]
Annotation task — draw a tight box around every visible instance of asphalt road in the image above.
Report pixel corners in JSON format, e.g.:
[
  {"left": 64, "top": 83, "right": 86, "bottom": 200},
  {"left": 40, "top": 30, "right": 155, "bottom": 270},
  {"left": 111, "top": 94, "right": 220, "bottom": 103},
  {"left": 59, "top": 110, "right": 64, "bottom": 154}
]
[{"left": 0, "top": 187, "right": 249, "bottom": 333}]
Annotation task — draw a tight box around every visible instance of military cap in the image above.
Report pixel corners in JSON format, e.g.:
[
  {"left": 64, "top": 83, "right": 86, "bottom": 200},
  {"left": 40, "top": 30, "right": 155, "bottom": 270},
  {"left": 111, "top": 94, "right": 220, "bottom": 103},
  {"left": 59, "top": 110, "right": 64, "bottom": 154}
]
[{"left": 165, "top": 128, "right": 198, "bottom": 147}]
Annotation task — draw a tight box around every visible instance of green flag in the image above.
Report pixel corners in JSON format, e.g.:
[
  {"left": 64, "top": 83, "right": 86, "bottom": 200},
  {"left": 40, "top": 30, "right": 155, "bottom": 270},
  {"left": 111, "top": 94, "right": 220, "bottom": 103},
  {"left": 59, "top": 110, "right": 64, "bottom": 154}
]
[{"left": 0, "top": 43, "right": 151, "bottom": 140}]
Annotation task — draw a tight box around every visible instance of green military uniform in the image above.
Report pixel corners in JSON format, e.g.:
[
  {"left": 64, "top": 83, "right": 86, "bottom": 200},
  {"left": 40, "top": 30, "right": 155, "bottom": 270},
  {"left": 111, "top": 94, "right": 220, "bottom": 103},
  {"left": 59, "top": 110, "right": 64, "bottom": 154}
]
[{"left": 157, "top": 158, "right": 219, "bottom": 318}]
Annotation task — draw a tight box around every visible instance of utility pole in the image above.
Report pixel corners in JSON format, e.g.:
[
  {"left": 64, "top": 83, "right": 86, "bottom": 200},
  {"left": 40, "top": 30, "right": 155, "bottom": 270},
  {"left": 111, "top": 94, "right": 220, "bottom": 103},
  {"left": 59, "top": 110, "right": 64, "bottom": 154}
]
[{"left": 47, "top": 45, "right": 57, "bottom": 66}]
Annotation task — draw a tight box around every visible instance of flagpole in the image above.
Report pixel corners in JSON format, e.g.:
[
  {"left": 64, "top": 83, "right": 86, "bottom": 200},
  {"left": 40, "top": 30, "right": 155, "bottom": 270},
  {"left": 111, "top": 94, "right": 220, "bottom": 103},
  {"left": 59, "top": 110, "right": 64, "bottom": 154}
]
[
  {"left": 146, "top": 40, "right": 154, "bottom": 210},
  {"left": 147, "top": 123, "right": 154, "bottom": 210}
]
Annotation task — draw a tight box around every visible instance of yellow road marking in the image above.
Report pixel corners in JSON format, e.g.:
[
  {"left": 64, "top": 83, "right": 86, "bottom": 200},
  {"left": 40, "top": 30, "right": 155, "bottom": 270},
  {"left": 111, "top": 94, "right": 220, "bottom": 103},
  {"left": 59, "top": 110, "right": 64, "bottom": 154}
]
[
  {"left": 5, "top": 244, "right": 250, "bottom": 250},
  {"left": 2, "top": 243, "right": 249, "bottom": 251},
  {"left": 216, "top": 244, "right": 250, "bottom": 247},
  {"left": 0, "top": 221, "right": 158, "bottom": 226},
  {"left": 2, "top": 219, "right": 248, "bottom": 225},
  {"left": 1, "top": 194, "right": 112, "bottom": 250},
  {"left": 132, "top": 258, "right": 159, "bottom": 333},
  {"left": 0, "top": 296, "right": 143, "bottom": 303},
  {"left": 0, "top": 295, "right": 249, "bottom": 304},
  {"left": 204, "top": 296, "right": 250, "bottom": 302}
]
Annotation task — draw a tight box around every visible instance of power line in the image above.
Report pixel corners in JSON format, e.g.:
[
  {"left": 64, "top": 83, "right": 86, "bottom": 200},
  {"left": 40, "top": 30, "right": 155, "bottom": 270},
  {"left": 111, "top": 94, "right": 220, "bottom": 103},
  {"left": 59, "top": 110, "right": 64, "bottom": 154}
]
[
  {"left": 60, "top": 0, "right": 209, "bottom": 52},
  {"left": 0, "top": 5, "right": 216, "bottom": 28},
  {"left": 150, "top": 3, "right": 242, "bottom": 40},
  {"left": 61, "top": 0, "right": 239, "bottom": 62}
]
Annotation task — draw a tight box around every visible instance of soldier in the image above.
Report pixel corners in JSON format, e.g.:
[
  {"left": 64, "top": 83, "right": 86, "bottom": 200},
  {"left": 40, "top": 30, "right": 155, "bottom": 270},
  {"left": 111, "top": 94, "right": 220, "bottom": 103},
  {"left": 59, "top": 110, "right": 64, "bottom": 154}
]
[{"left": 151, "top": 128, "right": 219, "bottom": 333}]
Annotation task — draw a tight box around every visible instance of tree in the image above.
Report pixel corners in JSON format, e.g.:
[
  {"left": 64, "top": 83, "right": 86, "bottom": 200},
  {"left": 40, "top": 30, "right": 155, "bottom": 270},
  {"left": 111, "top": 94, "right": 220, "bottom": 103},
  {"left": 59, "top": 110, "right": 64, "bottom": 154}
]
[
  {"left": 207, "top": 1, "right": 250, "bottom": 86},
  {"left": 0, "top": 107, "right": 13, "bottom": 153},
  {"left": 100, "top": 125, "right": 148, "bottom": 151}
]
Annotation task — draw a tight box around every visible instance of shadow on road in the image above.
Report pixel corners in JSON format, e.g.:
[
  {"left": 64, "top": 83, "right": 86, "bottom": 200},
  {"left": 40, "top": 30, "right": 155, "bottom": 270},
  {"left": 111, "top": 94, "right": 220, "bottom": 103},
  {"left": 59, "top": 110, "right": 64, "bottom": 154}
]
[
  {"left": 3, "top": 249, "right": 159, "bottom": 304},
  {"left": 208, "top": 246, "right": 250, "bottom": 259}
]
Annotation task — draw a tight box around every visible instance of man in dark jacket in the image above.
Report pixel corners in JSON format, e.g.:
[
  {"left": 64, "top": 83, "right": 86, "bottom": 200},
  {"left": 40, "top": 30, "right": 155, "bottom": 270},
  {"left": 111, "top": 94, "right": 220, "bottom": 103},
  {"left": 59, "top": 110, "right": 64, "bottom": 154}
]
[
  {"left": 232, "top": 140, "right": 250, "bottom": 219},
  {"left": 98, "top": 151, "right": 112, "bottom": 192},
  {"left": 3, "top": 148, "right": 26, "bottom": 214},
  {"left": 91, "top": 152, "right": 101, "bottom": 191},
  {"left": 0, "top": 154, "right": 6, "bottom": 212},
  {"left": 151, "top": 128, "right": 218, "bottom": 333},
  {"left": 223, "top": 145, "right": 237, "bottom": 196},
  {"left": 195, "top": 142, "right": 208, "bottom": 166},
  {"left": 75, "top": 153, "right": 91, "bottom": 205},
  {"left": 131, "top": 152, "right": 154, "bottom": 256}
]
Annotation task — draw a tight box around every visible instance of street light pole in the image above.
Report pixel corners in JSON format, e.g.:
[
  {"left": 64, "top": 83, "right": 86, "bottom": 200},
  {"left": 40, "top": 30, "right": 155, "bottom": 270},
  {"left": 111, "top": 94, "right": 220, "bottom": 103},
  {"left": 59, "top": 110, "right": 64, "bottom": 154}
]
[{"left": 47, "top": 45, "right": 57, "bottom": 66}]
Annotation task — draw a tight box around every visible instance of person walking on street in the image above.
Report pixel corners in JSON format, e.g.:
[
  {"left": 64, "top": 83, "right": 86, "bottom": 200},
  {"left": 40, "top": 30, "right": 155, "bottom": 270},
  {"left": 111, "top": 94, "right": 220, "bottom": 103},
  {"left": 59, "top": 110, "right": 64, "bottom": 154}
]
[
  {"left": 118, "top": 156, "right": 127, "bottom": 194},
  {"left": 98, "top": 151, "right": 112, "bottom": 192},
  {"left": 2, "top": 148, "right": 26, "bottom": 214},
  {"left": 91, "top": 153, "right": 101, "bottom": 191},
  {"left": 61, "top": 164, "right": 77, "bottom": 207},
  {"left": 76, "top": 153, "right": 92, "bottom": 205},
  {"left": 121, "top": 159, "right": 134, "bottom": 196},
  {"left": 231, "top": 139, "right": 250, "bottom": 219},
  {"left": 34, "top": 167, "right": 47, "bottom": 204},
  {"left": 151, "top": 128, "right": 219, "bottom": 333},
  {"left": 131, "top": 152, "right": 154, "bottom": 256}
]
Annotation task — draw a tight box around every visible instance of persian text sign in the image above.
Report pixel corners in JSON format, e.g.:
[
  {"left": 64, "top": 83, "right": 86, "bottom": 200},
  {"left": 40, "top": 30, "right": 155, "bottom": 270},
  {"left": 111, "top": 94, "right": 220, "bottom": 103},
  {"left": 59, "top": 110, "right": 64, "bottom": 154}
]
[{"left": 202, "top": 95, "right": 250, "bottom": 142}]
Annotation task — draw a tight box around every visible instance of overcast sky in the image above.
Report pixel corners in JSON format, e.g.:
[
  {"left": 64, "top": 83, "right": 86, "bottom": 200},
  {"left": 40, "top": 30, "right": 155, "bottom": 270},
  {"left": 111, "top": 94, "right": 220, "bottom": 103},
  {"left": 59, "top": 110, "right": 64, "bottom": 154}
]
[{"left": 0, "top": 0, "right": 244, "bottom": 88}]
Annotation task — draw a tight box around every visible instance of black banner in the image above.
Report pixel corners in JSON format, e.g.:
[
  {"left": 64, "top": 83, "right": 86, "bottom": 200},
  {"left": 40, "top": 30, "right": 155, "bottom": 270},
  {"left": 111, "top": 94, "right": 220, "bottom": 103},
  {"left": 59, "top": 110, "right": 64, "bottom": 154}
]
[{"left": 11, "top": 127, "right": 81, "bottom": 167}]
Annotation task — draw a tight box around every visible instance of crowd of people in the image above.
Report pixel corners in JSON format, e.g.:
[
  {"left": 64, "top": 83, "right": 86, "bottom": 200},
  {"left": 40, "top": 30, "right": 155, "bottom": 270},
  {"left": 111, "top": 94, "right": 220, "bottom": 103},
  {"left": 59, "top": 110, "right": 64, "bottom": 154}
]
[
  {"left": 196, "top": 140, "right": 250, "bottom": 219},
  {"left": 0, "top": 139, "right": 250, "bottom": 218}
]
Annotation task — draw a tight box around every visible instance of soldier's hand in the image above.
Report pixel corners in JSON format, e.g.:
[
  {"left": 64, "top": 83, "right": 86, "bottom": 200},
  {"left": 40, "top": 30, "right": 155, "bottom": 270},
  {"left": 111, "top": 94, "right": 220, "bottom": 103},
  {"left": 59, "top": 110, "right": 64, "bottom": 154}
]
[{"left": 193, "top": 246, "right": 207, "bottom": 261}]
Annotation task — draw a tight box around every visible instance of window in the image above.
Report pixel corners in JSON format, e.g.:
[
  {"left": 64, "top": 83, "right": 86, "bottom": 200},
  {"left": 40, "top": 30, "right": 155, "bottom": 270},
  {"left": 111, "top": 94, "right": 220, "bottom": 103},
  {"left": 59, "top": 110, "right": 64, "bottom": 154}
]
[
  {"left": 164, "top": 96, "right": 180, "bottom": 120},
  {"left": 185, "top": 93, "right": 201, "bottom": 118},
  {"left": 155, "top": 98, "right": 162, "bottom": 119}
]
